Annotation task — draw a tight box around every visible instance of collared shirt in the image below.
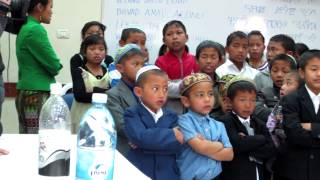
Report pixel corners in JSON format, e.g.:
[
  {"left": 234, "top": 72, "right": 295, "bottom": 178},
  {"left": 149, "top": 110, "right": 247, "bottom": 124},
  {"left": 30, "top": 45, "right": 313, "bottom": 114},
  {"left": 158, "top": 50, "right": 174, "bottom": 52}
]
[
  {"left": 234, "top": 112, "right": 259, "bottom": 180},
  {"left": 177, "top": 110, "right": 232, "bottom": 180},
  {"left": 155, "top": 50, "right": 198, "bottom": 80},
  {"left": 141, "top": 102, "right": 163, "bottom": 123},
  {"left": 237, "top": 114, "right": 251, "bottom": 126},
  {"left": 216, "top": 59, "right": 259, "bottom": 80},
  {"left": 305, "top": 84, "right": 320, "bottom": 113}
]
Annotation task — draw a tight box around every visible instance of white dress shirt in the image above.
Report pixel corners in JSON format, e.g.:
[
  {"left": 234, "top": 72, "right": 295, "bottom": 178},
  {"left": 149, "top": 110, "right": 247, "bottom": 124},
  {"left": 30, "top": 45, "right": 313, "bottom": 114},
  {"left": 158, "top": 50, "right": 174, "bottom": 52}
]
[
  {"left": 235, "top": 113, "right": 260, "bottom": 180},
  {"left": 216, "top": 59, "right": 259, "bottom": 80},
  {"left": 305, "top": 85, "right": 320, "bottom": 113},
  {"left": 141, "top": 102, "right": 163, "bottom": 123}
]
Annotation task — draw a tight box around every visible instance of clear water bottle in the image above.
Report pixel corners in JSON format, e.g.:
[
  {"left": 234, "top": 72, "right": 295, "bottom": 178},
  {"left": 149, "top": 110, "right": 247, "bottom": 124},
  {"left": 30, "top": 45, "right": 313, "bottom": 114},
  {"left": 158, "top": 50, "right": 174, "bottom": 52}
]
[
  {"left": 38, "top": 82, "right": 71, "bottom": 176},
  {"left": 76, "top": 93, "right": 117, "bottom": 180}
]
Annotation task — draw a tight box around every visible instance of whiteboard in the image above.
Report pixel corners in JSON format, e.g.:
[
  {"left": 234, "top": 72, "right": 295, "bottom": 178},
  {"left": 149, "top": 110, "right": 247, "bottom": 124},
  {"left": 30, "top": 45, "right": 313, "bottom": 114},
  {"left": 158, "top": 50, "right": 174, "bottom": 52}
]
[{"left": 102, "top": 0, "right": 320, "bottom": 64}]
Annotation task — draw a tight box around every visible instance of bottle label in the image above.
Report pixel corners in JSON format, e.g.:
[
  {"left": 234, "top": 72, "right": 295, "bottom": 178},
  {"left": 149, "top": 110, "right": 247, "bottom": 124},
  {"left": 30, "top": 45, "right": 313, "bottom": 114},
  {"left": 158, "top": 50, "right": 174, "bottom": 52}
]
[
  {"left": 76, "top": 148, "right": 114, "bottom": 180},
  {"left": 39, "top": 129, "right": 71, "bottom": 169}
]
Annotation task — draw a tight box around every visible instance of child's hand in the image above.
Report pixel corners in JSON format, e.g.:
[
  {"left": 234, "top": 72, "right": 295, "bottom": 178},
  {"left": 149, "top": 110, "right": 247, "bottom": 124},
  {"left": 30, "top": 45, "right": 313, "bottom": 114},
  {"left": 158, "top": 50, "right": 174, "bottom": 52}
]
[
  {"left": 197, "top": 134, "right": 205, "bottom": 141},
  {"left": 173, "top": 128, "right": 184, "bottom": 144},
  {"left": 301, "top": 123, "right": 311, "bottom": 131},
  {"left": 128, "top": 142, "right": 138, "bottom": 149},
  {"left": 0, "top": 148, "right": 9, "bottom": 156},
  {"left": 238, "top": 132, "right": 246, "bottom": 138}
]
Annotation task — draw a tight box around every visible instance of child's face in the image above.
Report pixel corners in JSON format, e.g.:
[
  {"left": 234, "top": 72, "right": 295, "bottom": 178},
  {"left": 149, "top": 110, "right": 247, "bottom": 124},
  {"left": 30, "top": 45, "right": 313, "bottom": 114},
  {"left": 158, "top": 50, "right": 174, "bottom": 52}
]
[
  {"left": 280, "top": 74, "right": 299, "bottom": 97},
  {"left": 84, "top": 25, "right": 104, "bottom": 39},
  {"left": 300, "top": 57, "right": 320, "bottom": 94},
  {"left": 231, "top": 91, "right": 256, "bottom": 119},
  {"left": 181, "top": 82, "right": 214, "bottom": 115},
  {"left": 85, "top": 44, "right": 106, "bottom": 65},
  {"left": 248, "top": 35, "right": 265, "bottom": 60},
  {"left": 270, "top": 60, "right": 292, "bottom": 88},
  {"left": 163, "top": 25, "right": 188, "bottom": 53},
  {"left": 124, "top": 32, "right": 148, "bottom": 61},
  {"left": 267, "top": 41, "right": 286, "bottom": 61},
  {"left": 226, "top": 37, "right": 248, "bottom": 64},
  {"left": 198, "top": 47, "right": 221, "bottom": 75},
  {"left": 135, "top": 74, "right": 168, "bottom": 113},
  {"left": 117, "top": 54, "right": 145, "bottom": 84}
]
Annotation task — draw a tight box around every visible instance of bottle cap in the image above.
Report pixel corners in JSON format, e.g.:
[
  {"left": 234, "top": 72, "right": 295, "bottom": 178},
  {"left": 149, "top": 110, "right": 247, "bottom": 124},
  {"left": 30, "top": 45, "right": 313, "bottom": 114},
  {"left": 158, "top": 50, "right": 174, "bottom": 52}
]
[
  {"left": 50, "top": 82, "right": 63, "bottom": 95},
  {"left": 92, "top": 93, "right": 108, "bottom": 104}
]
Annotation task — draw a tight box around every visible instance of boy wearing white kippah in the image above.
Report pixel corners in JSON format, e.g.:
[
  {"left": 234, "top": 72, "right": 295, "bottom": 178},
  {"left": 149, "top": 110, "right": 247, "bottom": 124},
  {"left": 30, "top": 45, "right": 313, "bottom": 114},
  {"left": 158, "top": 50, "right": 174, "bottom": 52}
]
[{"left": 124, "top": 65, "right": 183, "bottom": 180}]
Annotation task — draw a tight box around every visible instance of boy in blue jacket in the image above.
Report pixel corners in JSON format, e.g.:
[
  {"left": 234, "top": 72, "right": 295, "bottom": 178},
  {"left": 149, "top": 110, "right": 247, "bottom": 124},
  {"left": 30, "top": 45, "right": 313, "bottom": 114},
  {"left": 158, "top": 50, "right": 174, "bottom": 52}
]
[{"left": 124, "top": 65, "right": 183, "bottom": 180}]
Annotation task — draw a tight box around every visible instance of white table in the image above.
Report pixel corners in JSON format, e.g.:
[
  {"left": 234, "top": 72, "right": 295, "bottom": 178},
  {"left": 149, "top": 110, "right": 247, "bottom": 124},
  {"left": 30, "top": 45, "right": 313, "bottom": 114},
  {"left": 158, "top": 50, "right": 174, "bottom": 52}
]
[{"left": 0, "top": 134, "right": 150, "bottom": 180}]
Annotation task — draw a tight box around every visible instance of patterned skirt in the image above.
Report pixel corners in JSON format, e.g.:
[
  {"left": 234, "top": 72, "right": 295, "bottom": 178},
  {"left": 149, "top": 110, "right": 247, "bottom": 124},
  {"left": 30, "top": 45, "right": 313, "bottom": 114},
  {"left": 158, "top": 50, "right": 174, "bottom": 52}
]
[{"left": 15, "top": 90, "right": 49, "bottom": 134}]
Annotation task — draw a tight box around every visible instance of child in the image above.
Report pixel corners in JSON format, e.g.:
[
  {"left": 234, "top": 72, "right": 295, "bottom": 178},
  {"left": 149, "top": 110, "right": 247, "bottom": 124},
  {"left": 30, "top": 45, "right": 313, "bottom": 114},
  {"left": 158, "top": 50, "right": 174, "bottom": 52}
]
[
  {"left": 219, "top": 77, "right": 276, "bottom": 180},
  {"left": 254, "top": 54, "right": 297, "bottom": 122},
  {"left": 210, "top": 74, "right": 236, "bottom": 119},
  {"left": 155, "top": 20, "right": 198, "bottom": 114},
  {"left": 265, "top": 71, "right": 303, "bottom": 179},
  {"left": 216, "top": 31, "right": 259, "bottom": 80},
  {"left": 155, "top": 20, "right": 198, "bottom": 80},
  {"left": 70, "top": 35, "right": 110, "bottom": 133},
  {"left": 177, "top": 73, "right": 234, "bottom": 180},
  {"left": 70, "top": 21, "right": 114, "bottom": 73},
  {"left": 107, "top": 44, "right": 145, "bottom": 154},
  {"left": 124, "top": 65, "right": 183, "bottom": 180},
  {"left": 262, "top": 54, "right": 297, "bottom": 107},
  {"left": 267, "top": 70, "right": 303, "bottom": 145},
  {"left": 108, "top": 28, "right": 148, "bottom": 87},
  {"left": 295, "top": 42, "right": 309, "bottom": 60},
  {"left": 247, "top": 30, "right": 267, "bottom": 72},
  {"left": 254, "top": 34, "right": 296, "bottom": 91},
  {"left": 196, "top": 40, "right": 224, "bottom": 83},
  {"left": 280, "top": 50, "right": 320, "bottom": 180}
]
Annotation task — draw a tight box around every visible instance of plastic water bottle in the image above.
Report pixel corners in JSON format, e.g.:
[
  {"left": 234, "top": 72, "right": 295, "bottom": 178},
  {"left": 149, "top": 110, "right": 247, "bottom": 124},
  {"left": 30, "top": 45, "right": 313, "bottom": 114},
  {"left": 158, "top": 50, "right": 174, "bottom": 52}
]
[
  {"left": 76, "top": 93, "right": 117, "bottom": 180},
  {"left": 38, "top": 82, "right": 71, "bottom": 176}
]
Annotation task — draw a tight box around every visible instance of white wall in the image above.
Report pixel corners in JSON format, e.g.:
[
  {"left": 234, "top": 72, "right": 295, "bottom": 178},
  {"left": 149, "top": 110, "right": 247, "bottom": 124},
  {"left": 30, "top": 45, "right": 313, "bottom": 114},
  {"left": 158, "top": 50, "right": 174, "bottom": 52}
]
[{"left": 1, "top": 0, "right": 103, "bottom": 133}]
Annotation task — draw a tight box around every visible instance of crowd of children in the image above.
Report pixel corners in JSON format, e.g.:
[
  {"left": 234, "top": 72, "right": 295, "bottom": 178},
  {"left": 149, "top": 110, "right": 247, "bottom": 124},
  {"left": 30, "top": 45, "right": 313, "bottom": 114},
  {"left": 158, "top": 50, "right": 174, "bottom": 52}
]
[{"left": 13, "top": 16, "right": 320, "bottom": 179}]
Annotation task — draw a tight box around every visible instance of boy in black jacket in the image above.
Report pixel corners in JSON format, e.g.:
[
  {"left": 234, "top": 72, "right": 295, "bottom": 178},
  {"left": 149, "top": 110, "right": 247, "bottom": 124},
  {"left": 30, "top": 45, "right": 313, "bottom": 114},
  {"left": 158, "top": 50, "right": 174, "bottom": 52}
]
[{"left": 219, "top": 77, "right": 276, "bottom": 180}]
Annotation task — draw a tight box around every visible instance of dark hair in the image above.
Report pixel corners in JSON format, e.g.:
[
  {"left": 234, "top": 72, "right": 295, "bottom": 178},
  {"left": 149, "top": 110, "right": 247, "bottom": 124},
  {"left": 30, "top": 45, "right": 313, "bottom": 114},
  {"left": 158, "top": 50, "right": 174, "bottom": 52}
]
[
  {"left": 28, "top": 0, "right": 49, "bottom": 13},
  {"left": 120, "top": 28, "right": 145, "bottom": 42},
  {"left": 81, "top": 21, "right": 106, "bottom": 39},
  {"left": 158, "top": 44, "right": 168, "bottom": 56},
  {"left": 248, "top": 30, "right": 265, "bottom": 43},
  {"left": 162, "top": 20, "right": 187, "bottom": 36},
  {"left": 227, "top": 81, "right": 257, "bottom": 100},
  {"left": 295, "top": 43, "right": 309, "bottom": 57},
  {"left": 195, "top": 40, "right": 223, "bottom": 61},
  {"left": 269, "top": 54, "right": 297, "bottom": 70},
  {"left": 285, "top": 70, "right": 304, "bottom": 88},
  {"left": 269, "top": 34, "right": 295, "bottom": 53},
  {"left": 299, "top": 49, "right": 320, "bottom": 70},
  {"left": 136, "top": 69, "right": 168, "bottom": 87},
  {"left": 226, "top": 31, "right": 248, "bottom": 47},
  {"left": 80, "top": 35, "right": 107, "bottom": 55}
]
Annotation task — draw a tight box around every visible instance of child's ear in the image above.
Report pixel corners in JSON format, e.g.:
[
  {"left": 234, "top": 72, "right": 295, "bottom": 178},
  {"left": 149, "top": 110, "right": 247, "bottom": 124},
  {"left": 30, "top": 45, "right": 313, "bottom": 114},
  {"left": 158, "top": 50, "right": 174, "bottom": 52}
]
[
  {"left": 134, "top": 86, "right": 142, "bottom": 97},
  {"left": 185, "top": 33, "right": 189, "bottom": 42},
  {"left": 116, "top": 64, "right": 123, "bottom": 73},
  {"left": 119, "top": 40, "right": 125, "bottom": 47},
  {"left": 298, "top": 68, "right": 305, "bottom": 79},
  {"left": 180, "top": 96, "right": 190, "bottom": 108}
]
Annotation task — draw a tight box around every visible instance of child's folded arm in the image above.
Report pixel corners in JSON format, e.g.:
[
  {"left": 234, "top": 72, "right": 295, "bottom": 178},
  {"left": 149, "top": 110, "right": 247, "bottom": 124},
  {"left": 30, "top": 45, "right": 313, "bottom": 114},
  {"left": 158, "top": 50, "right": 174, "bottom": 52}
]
[
  {"left": 282, "top": 97, "right": 320, "bottom": 148},
  {"left": 124, "top": 108, "right": 181, "bottom": 151},
  {"left": 211, "top": 148, "right": 234, "bottom": 161},
  {"left": 249, "top": 123, "right": 277, "bottom": 160},
  {"left": 222, "top": 119, "right": 267, "bottom": 153},
  {"left": 187, "top": 137, "right": 224, "bottom": 158}
]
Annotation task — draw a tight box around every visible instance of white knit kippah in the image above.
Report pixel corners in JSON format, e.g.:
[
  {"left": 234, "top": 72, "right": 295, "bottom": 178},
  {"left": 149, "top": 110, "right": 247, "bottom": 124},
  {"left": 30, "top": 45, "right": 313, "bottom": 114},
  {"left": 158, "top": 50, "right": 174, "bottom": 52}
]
[{"left": 135, "top": 65, "right": 160, "bottom": 82}]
